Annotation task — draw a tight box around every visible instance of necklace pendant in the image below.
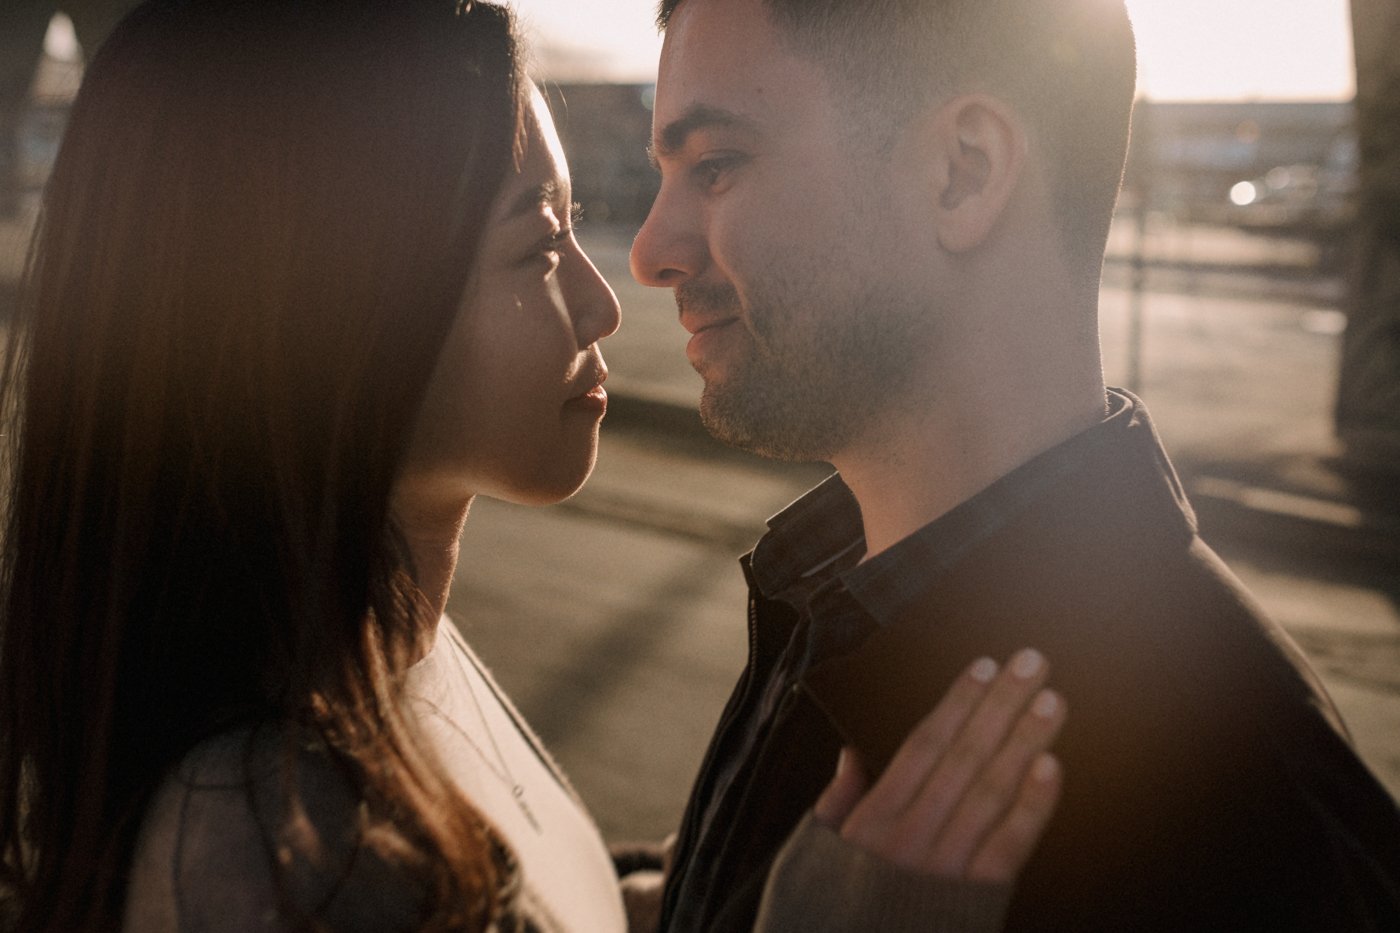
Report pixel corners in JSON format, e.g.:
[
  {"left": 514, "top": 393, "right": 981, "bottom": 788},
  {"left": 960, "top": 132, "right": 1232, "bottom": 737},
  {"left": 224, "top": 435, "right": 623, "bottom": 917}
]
[{"left": 514, "top": 788, "right": 542, "bottom": 832}]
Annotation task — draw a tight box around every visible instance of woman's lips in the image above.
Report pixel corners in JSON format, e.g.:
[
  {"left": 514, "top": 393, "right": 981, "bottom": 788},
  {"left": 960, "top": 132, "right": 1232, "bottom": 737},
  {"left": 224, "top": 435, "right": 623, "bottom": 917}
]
[{"left": 564, "top": 382, "right": 608, "bottom": 414}]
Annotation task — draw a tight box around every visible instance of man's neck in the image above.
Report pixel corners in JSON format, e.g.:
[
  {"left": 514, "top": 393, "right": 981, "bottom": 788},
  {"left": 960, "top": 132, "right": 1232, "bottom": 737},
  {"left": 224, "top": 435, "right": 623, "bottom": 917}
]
[{"left": 834, "top": 375, "right": 1108, "bottom": 561}]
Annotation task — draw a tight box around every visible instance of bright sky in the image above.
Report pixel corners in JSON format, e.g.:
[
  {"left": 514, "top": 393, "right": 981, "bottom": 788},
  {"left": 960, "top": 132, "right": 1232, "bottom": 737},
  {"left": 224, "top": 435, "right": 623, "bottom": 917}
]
[{"left": 511, "top": 0, "right": 1356, "bottom": 101}]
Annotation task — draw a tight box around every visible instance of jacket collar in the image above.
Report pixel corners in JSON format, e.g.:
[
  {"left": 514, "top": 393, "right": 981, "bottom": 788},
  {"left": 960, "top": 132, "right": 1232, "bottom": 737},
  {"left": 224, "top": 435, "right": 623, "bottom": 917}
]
[{"left": 749, "top": 389, "right": 1190, "bottom": 629}]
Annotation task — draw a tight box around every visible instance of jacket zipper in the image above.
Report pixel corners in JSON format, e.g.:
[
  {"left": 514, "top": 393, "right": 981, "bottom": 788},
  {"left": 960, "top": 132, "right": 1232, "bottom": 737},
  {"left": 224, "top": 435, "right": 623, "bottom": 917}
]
[{"left": 659, "top": 590, "right": 763, "bottom": 929}]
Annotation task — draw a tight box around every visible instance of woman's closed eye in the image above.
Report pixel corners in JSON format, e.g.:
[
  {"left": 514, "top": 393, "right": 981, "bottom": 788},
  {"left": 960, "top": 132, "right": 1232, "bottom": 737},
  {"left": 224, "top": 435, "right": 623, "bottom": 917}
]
[{"left": 531, "top": 203, "right": 585, "bottom": 270}]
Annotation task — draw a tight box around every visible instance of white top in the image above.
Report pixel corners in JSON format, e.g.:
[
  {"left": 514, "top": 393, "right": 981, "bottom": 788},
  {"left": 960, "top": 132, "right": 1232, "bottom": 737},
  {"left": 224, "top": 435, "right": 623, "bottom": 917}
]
[
  {"left": 123, "top": 617, "right": 627, "bottom": 932},
  {"left": 406, "top": 619, "right": 628, "bottom": 932}
]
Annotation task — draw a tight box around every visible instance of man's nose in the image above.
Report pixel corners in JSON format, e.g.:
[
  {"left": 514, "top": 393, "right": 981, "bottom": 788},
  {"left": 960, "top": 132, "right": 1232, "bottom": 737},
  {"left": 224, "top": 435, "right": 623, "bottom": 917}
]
[{"left": 629, "top": 184, "right": 705, "bottom": 288}]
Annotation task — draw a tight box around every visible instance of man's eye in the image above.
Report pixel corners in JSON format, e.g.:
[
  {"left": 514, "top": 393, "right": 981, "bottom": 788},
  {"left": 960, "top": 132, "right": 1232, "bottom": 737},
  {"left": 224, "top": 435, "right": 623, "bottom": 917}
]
[{"left": 694, "top": 155, "right": 743, "bottom": 189}]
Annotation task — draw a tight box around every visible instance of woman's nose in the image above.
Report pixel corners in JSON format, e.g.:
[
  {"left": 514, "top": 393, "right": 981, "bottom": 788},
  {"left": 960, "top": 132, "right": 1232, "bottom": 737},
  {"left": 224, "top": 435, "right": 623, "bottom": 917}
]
[{"left": 570, "top": 246, "right": 621, "bottom": 346}]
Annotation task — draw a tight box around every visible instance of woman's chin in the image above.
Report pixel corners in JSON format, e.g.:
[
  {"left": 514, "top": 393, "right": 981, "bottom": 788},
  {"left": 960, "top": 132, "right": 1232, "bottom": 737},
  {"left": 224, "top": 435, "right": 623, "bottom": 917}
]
[{"left": 498, "top": 458, "right": 597, "bottom": 508}]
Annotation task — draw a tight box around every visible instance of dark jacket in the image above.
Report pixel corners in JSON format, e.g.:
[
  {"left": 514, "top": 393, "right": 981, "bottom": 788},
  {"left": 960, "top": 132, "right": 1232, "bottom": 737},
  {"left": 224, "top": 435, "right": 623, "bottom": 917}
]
[{"left": 661, "top": 396, "right": 1400, "bottom": 932}]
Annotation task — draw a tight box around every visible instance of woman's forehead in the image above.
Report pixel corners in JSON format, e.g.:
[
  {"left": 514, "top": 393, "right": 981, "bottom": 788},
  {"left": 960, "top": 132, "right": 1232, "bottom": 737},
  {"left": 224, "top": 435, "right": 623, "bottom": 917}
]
[{"left": 493, "top": 90, "right": 571, "bottom": 219}]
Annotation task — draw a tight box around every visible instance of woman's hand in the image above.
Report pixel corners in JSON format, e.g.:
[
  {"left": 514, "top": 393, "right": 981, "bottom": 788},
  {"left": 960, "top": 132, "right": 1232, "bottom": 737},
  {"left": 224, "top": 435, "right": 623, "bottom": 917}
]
[{"left": 813, "top": 649, "right": 1065, "bottom": 883}]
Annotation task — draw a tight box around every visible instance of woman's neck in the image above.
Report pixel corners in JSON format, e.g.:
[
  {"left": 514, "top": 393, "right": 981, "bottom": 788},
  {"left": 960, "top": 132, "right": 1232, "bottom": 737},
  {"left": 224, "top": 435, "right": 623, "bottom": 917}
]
[{"left": 391, "top": 485, "right": 474, "bottom": 660}]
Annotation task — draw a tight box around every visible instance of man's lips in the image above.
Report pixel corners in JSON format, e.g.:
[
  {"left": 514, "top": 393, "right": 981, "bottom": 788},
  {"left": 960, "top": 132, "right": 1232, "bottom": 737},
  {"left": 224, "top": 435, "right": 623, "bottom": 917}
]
[
  {"left": 681, "top": 314, "right": 740, "bottom": 337},
  {"left": 676, "top": 283, "right": 745, "bottom": 367},
  {"left": 685, "top": 318, "right": 742, "bottom": 368}
]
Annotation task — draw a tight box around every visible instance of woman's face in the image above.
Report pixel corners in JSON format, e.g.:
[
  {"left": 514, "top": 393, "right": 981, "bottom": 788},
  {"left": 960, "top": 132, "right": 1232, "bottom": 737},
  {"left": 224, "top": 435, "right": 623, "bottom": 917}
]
[{"left": 402, "top": 89, "right": 621, "bottom": 507}]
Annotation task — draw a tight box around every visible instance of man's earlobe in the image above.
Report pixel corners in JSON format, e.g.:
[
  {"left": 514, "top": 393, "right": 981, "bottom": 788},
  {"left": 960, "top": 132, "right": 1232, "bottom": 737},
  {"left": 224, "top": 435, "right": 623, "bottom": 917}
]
[{"left": 934, "top": 95, "right": 1027, "bottom": 254}]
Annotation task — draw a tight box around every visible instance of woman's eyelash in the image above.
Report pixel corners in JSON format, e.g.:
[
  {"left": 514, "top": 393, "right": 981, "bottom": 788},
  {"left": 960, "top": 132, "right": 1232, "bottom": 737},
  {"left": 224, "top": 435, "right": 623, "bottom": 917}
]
[
  {"left": 550, "top": 204, "right": 584, "bottom": 244},
  {"left": 529, "top": 203, "right": 584, "bottom": 266},
  {"left": 542, "top": 204, "right": 584, "bottom": 252}
]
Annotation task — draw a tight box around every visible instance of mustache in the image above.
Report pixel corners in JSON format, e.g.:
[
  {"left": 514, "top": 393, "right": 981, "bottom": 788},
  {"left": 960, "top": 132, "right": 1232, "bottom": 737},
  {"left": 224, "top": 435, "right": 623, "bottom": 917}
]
[{"left": 676, "top": 282, "right": 742, "bottom": 317}]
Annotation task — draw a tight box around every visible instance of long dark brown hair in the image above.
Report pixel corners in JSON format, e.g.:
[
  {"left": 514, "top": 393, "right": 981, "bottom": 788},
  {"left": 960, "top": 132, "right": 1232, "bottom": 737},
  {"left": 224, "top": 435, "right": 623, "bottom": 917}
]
[{"left": 0, "top": 1, "right": 527, "bottom": 929}]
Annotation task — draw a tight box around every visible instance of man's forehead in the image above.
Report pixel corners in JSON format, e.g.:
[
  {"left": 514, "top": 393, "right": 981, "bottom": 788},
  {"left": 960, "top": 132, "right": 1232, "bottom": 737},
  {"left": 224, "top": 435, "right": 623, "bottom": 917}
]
[
  {"left": 663, "top": 0, "right": 760, "bottom": 44},
  {"left": 658, "top": 0, "right": 767, "bottom": 96},
  {"left": 653, "top": 0, "right": 827, "bottom": 142}
]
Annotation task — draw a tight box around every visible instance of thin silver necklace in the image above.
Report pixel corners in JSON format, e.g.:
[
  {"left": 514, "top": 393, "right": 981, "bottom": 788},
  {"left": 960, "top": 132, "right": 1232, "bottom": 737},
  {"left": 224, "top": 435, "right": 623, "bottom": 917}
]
[{"left": 417, "top": 642, "right": 542, "bottom": 833}]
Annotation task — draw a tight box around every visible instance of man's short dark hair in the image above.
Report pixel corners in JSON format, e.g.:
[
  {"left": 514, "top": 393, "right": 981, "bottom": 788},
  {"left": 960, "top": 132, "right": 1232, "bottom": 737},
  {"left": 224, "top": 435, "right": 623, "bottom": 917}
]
[{"left": 657, "top": 0, "right": 1137, "bottom": 277}]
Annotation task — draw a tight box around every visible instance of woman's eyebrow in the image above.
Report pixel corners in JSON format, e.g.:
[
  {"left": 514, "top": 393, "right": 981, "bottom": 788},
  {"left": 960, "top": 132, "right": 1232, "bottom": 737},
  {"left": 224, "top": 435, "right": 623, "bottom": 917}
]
[{"left": 502, "top": 178, "right": 567, "bottom": 221}]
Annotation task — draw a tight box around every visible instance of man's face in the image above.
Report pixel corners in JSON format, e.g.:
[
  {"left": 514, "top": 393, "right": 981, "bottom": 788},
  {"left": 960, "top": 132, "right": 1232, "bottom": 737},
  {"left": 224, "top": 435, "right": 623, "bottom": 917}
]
[{"left": 630, "top": 0, "right": 936, "bottom": 462}]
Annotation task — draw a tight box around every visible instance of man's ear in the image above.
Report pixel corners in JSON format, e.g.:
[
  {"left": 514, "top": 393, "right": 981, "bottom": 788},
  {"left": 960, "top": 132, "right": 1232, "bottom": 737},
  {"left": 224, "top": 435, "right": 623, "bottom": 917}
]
[{"left": 918, "top": 94, "right": 1027, "bottom": 254}]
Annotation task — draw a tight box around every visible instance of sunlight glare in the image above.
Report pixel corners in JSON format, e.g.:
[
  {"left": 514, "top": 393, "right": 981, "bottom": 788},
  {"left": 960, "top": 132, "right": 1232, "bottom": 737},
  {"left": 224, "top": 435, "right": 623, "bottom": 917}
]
[
  {"left": 1123, "top": 0, "right": 1354, "bottom": 100},
  {"left": 512, "top": 0, "right": 1356, "bottom": 101}
]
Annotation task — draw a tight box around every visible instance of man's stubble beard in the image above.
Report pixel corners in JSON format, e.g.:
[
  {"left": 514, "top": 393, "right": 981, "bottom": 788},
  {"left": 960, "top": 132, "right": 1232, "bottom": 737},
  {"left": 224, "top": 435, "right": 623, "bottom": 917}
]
[{"left": 682, "top": 269, "right": 926, "bottom": 464}]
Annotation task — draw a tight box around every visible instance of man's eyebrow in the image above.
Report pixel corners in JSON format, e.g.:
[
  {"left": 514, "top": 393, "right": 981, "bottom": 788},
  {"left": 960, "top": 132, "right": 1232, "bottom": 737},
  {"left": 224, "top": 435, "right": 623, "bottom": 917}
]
[
  {"left": 503, "top": 179, "right": 566, "bottom": 221},
  {"left": 651, "top": 105, "right": 757, "bottom": 164}
]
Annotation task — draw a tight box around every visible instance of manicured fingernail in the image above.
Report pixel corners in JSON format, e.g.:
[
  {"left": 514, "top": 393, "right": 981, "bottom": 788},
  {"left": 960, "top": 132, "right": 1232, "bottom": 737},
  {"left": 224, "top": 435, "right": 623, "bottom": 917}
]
[
  {"left": 1033, "top": 690, "right": 1060, "bottom": 718},
  {"left": 1033, "top": 754, "right": 1060, "bottom": 783},
  {"left": 1011, "top": 648, "right": 1045, "bottom": 680},
  {"left": 969, "top": 657, "right": 998, "bottom": 683}
]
